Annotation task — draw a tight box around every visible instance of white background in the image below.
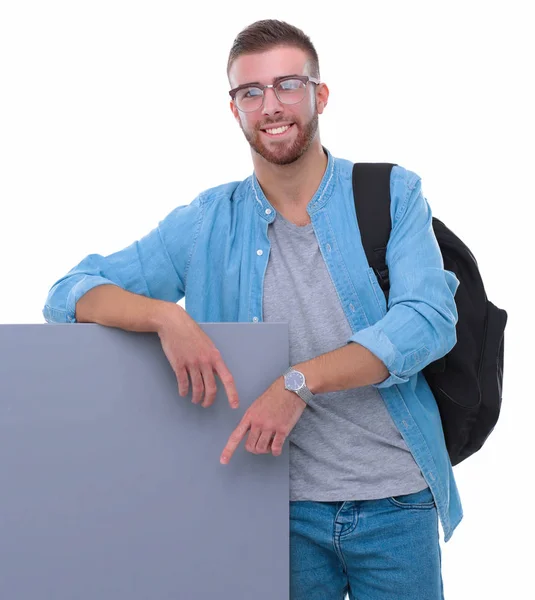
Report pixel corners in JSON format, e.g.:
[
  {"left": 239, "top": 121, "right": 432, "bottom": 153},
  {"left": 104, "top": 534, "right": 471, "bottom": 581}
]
[{"left": 1, "top": 1, "right": 533, "bottom": 598}]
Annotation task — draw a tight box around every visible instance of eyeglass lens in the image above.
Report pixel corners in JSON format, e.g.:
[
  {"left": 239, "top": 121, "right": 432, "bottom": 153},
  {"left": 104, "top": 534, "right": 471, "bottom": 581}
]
[{"left": 235, "top": 79, "right": 307, "bottom": 112}]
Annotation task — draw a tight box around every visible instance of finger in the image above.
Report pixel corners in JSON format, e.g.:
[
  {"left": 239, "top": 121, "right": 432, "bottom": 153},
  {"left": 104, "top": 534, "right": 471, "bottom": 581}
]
[
  {"left": 200, "top": 366, "right": 218, "bottom": 408},
  {"left": 270, "top": 432, "right": 286, "bottom": 457},
  {"left": 176, "top": 367, "right": 189, "bottom": 397},
  {"left": 214, "top": 358, "right": 239, "bottom": 409},
  {"left": 220, "top": 418, "right": 251, "bottom": 464},
  {"left": 256, "top": 430, "right": 275, "bottom": 454},
  {"left": 245, "top": 427, "right": 262, "bottom": 453},
  {"left": 188, "top": 367, "right": 204, "bottom": 404}
]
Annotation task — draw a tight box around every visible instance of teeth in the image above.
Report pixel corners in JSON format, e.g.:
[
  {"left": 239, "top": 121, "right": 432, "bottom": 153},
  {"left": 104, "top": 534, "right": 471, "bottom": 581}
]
[{"left": 265, "top": 125, "right": 291, "bottom": 135}]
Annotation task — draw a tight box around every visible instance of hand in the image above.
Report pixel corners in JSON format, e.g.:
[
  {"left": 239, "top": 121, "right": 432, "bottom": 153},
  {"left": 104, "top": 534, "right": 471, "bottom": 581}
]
[
  {"left": 220, "top": 376, "right": 307, "bottom": 464},
  {"left": 156, "top": 304, "right": 239, "bottom": 409}
]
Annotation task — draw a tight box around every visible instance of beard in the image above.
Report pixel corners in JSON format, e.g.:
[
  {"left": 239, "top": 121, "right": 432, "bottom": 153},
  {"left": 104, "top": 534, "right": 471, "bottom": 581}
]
[{"left": 240, "top": 109, "right": 319, "bottom": 166}]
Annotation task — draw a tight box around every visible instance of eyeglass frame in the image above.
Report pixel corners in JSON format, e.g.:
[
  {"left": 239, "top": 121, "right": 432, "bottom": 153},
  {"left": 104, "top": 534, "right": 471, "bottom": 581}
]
[{"left": 229, "top": 74, "right": 321, "bottom": 112}]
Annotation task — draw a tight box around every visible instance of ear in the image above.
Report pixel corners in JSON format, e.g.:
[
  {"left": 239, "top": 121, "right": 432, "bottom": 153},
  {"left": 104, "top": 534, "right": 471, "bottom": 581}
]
[
  {"left": 315, "top": 83, "right": 329, "bottom": 114},
  {"left": 229, "top": 100, "right": 241, "bottom": 124}
]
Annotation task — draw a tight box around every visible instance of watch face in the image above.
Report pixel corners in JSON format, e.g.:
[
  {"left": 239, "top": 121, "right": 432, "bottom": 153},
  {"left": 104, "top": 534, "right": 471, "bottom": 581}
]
[{"left": 286, "top": 370, "right": 305, "bottom": 391}]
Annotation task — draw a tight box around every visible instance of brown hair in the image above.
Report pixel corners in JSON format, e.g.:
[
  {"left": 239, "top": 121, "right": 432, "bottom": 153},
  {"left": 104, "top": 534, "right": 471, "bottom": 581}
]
[{"left": 227, "top": 19, "right": 320, "bottom": 80}]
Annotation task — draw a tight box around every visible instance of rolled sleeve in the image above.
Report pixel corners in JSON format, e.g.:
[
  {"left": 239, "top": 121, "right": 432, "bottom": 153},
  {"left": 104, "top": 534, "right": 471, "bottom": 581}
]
[
  {"left": 43, "top": 197, "right": 204, "bottom": 324},
  {"left": 348, "top": 168, "right": 460, "bottom": 388},
  {"left": 348, "top": 327, "right": 412, "bottom": 387},
  {"left": 43, "top": 276, "right": 119, "bottom": 323}
]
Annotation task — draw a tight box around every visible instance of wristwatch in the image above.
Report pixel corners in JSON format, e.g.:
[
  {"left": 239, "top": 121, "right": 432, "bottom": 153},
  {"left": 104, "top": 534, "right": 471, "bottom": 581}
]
[{"left": 283, "top": 367, "right": 314, "bottom": 405}]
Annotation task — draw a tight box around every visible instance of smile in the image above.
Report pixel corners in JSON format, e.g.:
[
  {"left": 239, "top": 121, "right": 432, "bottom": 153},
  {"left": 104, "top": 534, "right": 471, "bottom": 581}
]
[{"left": 261, "top": 124, "right": 294, "bottom": 137}]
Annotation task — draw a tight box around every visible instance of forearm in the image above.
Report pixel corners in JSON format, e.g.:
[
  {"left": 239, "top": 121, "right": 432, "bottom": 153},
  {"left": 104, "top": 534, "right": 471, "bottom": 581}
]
[
  {"left": 294, "top": 342, "right": 389, "bottom": 395},
  {"left": 75, "top": 284, "right": 181, "bottom": 333}
]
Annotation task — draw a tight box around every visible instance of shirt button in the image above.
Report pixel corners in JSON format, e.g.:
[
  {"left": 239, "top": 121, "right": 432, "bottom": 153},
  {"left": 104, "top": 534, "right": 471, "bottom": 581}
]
[
  {"left": 349, "top": 304, "right": 355, "bottom": 312},
  {"left": 252, "top": 317, "right": 259, "bottom": 322},
  {"left": 257, "top": 249, "right": 263, "bottom": 256},
  {"left": 265, "top": 208, "right": 272, "bottom": 215},
  {"left": 326, "top": 243, "right": 331, "bottom": 252}
]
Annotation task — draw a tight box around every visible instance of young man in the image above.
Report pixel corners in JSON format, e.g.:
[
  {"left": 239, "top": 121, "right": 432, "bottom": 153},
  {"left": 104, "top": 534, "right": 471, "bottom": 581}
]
[{"left": 44, "top": 19, "right": 461, "bottom": 600}]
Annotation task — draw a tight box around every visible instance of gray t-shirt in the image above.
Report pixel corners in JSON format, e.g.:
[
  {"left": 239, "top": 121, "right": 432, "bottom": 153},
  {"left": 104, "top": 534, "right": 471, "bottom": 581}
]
[{"left": 263, "top": 212, "right": 428, "bottom": 501}]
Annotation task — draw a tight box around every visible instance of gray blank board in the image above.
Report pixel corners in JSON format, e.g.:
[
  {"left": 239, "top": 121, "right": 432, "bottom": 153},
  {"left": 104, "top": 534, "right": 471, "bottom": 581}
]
[{"left": 0, "top": 322, "right": 290, "bottom": 599}]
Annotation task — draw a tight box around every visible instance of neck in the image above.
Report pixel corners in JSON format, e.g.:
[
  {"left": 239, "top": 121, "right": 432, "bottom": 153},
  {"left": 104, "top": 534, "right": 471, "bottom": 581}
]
[{"left": 252, "top": 139, "right": 328, "bottom": 216}]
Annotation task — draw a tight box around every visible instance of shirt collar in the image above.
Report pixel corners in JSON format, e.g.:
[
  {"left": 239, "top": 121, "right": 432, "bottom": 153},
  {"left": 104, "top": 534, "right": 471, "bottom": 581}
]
[{"left": 250, "top": 146, "right": 337, "bottom": 222}]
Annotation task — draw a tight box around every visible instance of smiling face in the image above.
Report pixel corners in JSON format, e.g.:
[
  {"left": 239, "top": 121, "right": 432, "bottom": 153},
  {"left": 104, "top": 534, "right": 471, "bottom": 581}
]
[{"left": 228, "top": 46, "right": 328, "bottom": 166}]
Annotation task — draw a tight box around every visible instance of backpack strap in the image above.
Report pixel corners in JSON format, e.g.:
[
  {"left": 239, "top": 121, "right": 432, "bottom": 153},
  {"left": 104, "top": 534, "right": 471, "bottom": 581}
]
[
  {"left": 353, "top": 163, "right": 447, "bottom": 374},
  {"left": 352, "top": 163, "right": 397, "bottom": 303}
]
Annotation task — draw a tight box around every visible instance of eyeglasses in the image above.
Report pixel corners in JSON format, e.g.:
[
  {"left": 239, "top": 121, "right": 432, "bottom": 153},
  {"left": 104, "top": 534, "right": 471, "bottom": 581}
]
[{"left": 229, "top": 75, "right": 320, "bottom": 113}]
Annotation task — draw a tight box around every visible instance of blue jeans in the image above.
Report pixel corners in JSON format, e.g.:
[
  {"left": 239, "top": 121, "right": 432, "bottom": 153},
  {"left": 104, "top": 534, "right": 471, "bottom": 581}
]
[{"left": 290, "top": 487, "right": 443, "bottom": 600}]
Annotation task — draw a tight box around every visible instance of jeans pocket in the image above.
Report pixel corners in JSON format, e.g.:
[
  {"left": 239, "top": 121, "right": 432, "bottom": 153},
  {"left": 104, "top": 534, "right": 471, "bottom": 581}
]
[{"left": 387, "top": 487, "right": 436, "bottom": 509}]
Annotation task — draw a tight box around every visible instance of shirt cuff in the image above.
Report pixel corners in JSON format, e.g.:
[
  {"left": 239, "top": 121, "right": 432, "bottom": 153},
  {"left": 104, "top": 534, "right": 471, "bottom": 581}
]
[
  {"left": 65, "top": 276, "right": 120, "bottom": 323},
  {"left": 348, "top": 326, "right": 411, "bottom": 389}
]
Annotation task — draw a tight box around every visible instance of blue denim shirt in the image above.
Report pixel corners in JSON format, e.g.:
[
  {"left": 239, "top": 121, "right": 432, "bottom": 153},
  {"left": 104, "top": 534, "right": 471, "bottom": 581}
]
[{"left": 43, "top": 148, "right": 463, "bottom": 541}]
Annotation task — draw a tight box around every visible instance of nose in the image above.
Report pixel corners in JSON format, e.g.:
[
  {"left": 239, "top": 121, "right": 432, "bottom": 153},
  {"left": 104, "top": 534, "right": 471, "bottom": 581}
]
[{"left": 261, "top": 86, "right": 283, "bottom": 116}]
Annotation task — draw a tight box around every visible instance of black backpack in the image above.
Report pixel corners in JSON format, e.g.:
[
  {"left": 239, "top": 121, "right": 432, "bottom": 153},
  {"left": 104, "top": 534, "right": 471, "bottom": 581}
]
[{"left": 352, "top": 163, "right": 508, "bottom": 466}]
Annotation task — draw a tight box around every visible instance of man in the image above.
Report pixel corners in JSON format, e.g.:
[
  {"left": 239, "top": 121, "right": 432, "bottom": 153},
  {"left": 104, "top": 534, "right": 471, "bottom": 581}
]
[{"left": 44, "top": 19, "right": 461, "bottom": 600}]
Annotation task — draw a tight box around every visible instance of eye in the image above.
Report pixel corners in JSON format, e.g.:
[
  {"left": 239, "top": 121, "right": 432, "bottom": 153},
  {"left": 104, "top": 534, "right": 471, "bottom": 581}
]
[
  {"left": 278, "top": 79, "right": 303, "bottom": 91},
  {"left": 243, "top": 86, "right": 263, "bottom": 98}
]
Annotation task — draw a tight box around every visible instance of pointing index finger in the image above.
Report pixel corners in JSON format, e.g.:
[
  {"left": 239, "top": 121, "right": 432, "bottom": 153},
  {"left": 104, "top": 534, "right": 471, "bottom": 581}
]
[{"left": 220, "top": 419, "right": 250, "bottom": 464}]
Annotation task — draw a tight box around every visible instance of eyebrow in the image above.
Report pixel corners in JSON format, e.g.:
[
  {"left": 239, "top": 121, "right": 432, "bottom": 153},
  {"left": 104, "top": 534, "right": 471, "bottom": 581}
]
[{"left": 237, "top": 74, "right": 303, "bottom": 87}]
